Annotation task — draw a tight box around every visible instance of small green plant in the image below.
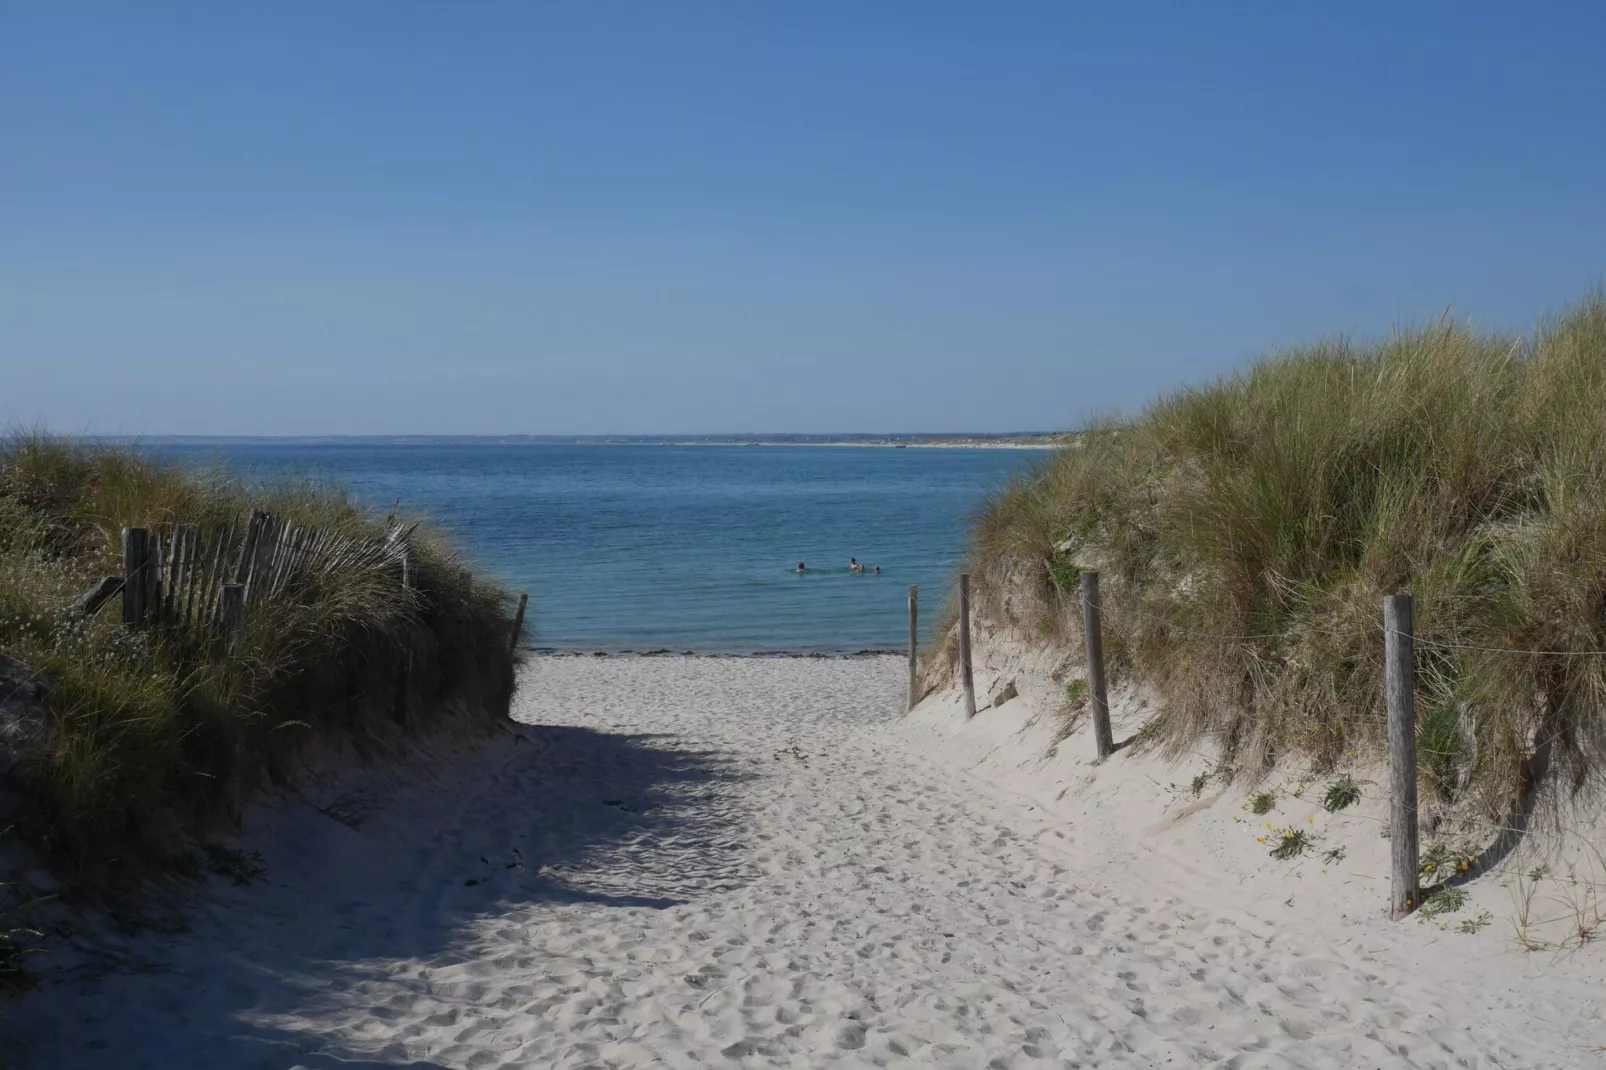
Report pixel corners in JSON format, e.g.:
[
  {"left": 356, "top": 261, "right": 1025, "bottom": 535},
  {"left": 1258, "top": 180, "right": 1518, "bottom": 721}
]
[
  {"left": 1456, "top": 910, "right": 1492, "bottom": 934},
  {"left": 1418, "top": 886, "right": 1467, "bottom": 919},
  {"left": 1132, "top": 717, "right": 1163, "bottom": 747},
  {"left": 1421, "top": 840, "right": 1480, "bottom": 878},
  {"left": 1064, "top": 679, "right": 1087, "bottom": 707},
  {"left": 1048, "top": 558, "right": 1081, "bottom": 594},
  {"left": 172, "top": 849, "right": 205, "bottom": 882},
  {"left": 1321, "top": 845, "right": 1346, "bottom": 865},
  {"left": 1269, "top": 828, "right": 1311, "bottom": 860},
  {"left": 0, "top": 892, "right": 45, "bottom": 996},
  {"left": 1322, "top": 775, "right": 1361, "bottom": 812},
  {"left": 1190, "top": 772, "right": 1210, "bottom": 798},
  {"left": 1250, "top": 791, "right": 1276, "bottom": 815},
  {"left": 0, "top": 924, "right": 41, "bottom": 995},
  {"left": 204, "top": 845, "right": 266, "bottom": 887}
]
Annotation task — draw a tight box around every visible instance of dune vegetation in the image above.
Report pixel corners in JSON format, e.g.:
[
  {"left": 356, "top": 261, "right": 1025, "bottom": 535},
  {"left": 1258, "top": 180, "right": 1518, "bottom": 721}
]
[
  {"left": 966, "top": 294, "right": 1606, "bottom": 822},
  {"left": 0, "top": 436, "right": 519, "bottom": 893}
]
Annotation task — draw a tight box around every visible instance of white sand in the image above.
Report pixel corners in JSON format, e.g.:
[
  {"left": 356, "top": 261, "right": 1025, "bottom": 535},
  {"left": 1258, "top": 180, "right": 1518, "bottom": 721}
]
[{"left": 16, "top": 655, "right": 1606, "bottom": 1067}]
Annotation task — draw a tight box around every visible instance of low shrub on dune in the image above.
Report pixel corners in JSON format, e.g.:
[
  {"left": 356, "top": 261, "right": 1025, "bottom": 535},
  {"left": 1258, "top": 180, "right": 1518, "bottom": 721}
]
[
  {"left": 967, "top": 293, "right": 1606, "bottom": 821},
  {"left": 0, "top": 436, "right": 519, "bottom": 892}
]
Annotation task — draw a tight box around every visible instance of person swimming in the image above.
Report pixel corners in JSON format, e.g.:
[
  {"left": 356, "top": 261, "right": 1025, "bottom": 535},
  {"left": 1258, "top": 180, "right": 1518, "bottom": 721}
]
[
  {"left": 873, "top": 565, "right": 880, "bottom": 575},
  {"left": 849, "top": 557, "right": 863, "bottom": 573},
  {"left": 796, "top": 562, "right": 807, "bottom": 573}
]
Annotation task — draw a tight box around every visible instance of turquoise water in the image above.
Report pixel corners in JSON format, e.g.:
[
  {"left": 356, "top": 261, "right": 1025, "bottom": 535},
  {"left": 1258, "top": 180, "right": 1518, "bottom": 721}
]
[{"left": 152, "top": 444, "right": 1042, "bottom": 653}]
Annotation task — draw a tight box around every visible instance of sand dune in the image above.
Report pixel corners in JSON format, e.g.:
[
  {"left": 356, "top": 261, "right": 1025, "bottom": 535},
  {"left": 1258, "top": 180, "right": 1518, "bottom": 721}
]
[{"left": 15, "top": 656, "right": 1601, "bottom": 1067}]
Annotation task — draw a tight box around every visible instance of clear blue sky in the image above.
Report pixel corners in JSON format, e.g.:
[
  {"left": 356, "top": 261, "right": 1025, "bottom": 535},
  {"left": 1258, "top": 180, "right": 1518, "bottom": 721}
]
[{"left": 5, "top": 3, "right": 1604, "bottom": 436}]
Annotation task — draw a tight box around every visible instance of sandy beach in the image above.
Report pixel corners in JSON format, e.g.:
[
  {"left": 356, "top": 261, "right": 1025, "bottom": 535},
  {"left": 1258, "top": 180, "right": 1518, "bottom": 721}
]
[{"left": 17, "top": 655, "right": 1606, "bottom": 1068}]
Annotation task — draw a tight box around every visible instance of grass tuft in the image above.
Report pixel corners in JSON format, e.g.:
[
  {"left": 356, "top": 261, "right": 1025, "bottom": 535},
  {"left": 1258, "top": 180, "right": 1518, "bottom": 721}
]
[
  {"left": 203, "top": 844, "right": 266, "bottom": 887},
  {"left": 1322, "top": 775, "right": 1361, "bottom": 812},
  {"left": 1418, "top": 886, "right": 1468, "bottom": 920},
  {"left": 1269, "top": 828, "right": 1312, "bottom": 860}
]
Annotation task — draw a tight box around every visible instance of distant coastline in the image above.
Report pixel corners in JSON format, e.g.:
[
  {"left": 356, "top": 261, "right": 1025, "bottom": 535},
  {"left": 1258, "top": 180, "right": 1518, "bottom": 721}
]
[{"left": 99, "top": 432, "right": 1075, "bottom": 450}]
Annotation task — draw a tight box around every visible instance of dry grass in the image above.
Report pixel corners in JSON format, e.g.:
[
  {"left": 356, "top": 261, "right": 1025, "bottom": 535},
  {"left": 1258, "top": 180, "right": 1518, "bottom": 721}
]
[
  {"left": 966, "top": 293, "right": 1606, "bottom": 823},
  {"left": 0, "top": 435, "right": 519, "bottom": 893}
]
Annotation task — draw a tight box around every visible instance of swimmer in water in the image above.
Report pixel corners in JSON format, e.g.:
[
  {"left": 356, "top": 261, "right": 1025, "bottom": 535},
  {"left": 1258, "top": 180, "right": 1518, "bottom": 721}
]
[
  {"left": 796, "top": 562, "right": 807, "bottom": 573},
  {"left": 849, "top": 557, "right": 863, "bottom": 573},
  {"left": 874, "top": 565, "right": 880, "bottom": 575}
]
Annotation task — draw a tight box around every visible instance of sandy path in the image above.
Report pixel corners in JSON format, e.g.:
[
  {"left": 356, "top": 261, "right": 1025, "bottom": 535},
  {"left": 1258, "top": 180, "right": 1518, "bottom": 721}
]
[{"left": 19, "top": 657, "right": 1573, "bottom": 1068}]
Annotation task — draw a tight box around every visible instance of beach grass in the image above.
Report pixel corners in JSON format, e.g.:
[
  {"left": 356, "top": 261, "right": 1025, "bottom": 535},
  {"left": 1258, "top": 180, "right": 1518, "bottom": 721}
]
[
  {"left": 966, "top": 292, "right": 1606, "bottom": 820},
  {"left": 0, "top": 435, "right": 518, "bottom": 893}
]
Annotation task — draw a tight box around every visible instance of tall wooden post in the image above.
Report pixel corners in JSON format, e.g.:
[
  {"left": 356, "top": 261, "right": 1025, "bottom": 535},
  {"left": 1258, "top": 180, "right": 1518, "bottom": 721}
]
[
  {"left": 161, "top": 528, "right": 181, "bottom": 626},
  {"left": 1385, "top": 593, "right": 1419, "bottom": 917},
  {"left": 395, "top": 555, "right": 413, "bottom": 725},
  {"left": 1081, "top": 571, "right": 1114, "bottom": 760},
  {"left": 510, "top": 592, "right": 529, "bottom": 655},
  {"left": 907, "top": 585, "right": 919, "bottom": 712},
  {"left": 219, "top": 583, "right": 245, "bottom": 652},
  {"left": 958, "top": 573, "right": 977, "bottom": 719},
  {"left": 122, "top": 527, "right": 150, "bottom": 626},
  {"left": 236, "top": 509, "right": 268, "bottom": 590}
]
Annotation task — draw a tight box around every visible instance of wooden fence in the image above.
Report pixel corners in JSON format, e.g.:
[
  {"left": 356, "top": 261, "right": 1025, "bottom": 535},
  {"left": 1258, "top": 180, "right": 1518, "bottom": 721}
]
[
  {"left": 116, "top": 509, "right": 413, "bottom": 634},
  {"left": 102, "top": 509, "right": 531, "bottom": 655}
]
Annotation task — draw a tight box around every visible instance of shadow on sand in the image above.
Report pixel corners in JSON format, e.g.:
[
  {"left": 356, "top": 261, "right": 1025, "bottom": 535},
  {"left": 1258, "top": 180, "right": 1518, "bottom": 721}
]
[{"left": 19, "top": 721, "right": 755, "bottom": 1069}]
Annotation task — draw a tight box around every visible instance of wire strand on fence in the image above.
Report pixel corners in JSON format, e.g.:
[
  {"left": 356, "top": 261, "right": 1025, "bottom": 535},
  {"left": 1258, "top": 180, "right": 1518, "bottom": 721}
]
[
  {"left": 1127, "top": 607, "right": 1606, "bottom": 659},
  {"left": 1121, "top": 605, "right": 1301, "bottom": 642},
  {"left": 1409, "top": 633, "right": 1606, "bottom": 657}
]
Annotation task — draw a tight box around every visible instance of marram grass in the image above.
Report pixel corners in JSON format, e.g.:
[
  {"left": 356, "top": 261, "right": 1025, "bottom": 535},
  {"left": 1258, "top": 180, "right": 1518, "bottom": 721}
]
[
  {"left": 0, "top": 436, "right": 518, "bottom": 892},
  {"left": 966, "top": 293, "right": 1606, "bottom": 821}
]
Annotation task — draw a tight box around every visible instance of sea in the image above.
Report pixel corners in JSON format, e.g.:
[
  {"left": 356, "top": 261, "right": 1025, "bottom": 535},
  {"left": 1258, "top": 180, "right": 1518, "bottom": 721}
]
[{"left": 147, "top": 444, "right": 1044, "bottom": 654}]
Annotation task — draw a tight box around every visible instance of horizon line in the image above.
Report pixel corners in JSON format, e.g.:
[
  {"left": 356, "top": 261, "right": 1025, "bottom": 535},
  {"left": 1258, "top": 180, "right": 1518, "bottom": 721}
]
[{"left": 49, "top": 431, "right": 1073, "bottom": 443}]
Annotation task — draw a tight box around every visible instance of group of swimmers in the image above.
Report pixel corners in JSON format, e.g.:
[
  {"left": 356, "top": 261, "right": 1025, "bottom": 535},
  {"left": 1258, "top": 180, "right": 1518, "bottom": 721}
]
[{"left": 794, "top": 558, "right": 879, "bottom": 575}]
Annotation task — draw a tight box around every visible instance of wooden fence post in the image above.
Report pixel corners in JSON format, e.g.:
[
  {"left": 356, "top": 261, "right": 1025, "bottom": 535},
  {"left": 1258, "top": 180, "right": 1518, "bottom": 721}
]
[
  {"left": 161, "top": 527, "right": 181, "bottom": 626},
  {"left": 510, "top": 592, "right": 529, "bottom": 655},
  {"left": 1385, "top": 593, "right": 1419, "bottom": 918},
  {"left": 907, "top": 584, "right": 919, "bottom": 713},
  {"left": 395, "top": 555, "right": 413, "bottom": 725},
  {"left": 219, "top": 583, "right": 245, "bottom": 652},
  {"left": 75, "top": 575, "right": 124, "bottom": 618},
  {"left": 122, "top": 527, "right": 149, "bottom": 626},
  {"left": 958, "top": 573, "right": 977, "bottom": 719},
  {"left": 1081, "top": 570, "right": 1114, "bottom": 760}
]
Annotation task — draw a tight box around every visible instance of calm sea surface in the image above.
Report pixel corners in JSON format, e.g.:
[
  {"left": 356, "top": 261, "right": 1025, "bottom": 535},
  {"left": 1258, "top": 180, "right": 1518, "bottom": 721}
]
[{"left": 150, "top": 444, "right": 1042, "bottom": 653}]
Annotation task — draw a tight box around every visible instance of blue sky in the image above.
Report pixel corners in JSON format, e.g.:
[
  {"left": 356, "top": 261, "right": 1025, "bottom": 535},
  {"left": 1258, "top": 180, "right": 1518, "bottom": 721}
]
[{"left": 4, "top": 3, "right": 1604, "bottom": 436}]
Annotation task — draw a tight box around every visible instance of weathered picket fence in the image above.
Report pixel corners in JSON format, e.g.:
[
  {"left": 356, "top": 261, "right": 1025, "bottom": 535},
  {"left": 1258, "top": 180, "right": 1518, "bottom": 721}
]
[{"left": 113, "top": 509, "right": 413, "bottom": 636}]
